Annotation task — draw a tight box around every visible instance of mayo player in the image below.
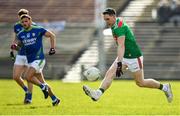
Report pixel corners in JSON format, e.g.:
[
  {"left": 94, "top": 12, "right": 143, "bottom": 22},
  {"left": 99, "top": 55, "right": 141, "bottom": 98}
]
[{"left": 83, "top": 8, "right": 173, "bottom": 103}]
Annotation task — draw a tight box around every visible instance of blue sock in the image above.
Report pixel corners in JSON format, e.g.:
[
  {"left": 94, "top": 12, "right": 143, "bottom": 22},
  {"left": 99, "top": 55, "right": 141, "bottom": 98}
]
[
  {"left": 39, "top": 84, "right": 45, "bottom": 90},
  {"left": 23, "top": 86, "right": 28, "bottom": 93},
  {"left": 27, "top": 93, "right": 32, "bottom": 100},
  {"left": 51, "top": 95, "right": 57, "bottom": 101}
]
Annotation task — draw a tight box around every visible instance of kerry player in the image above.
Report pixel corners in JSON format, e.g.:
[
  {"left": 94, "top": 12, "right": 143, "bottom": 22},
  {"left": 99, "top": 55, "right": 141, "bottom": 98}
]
[
  {"left": 83, "top": 8, "right": 173, "bottom": 103},
  {"left": 12, "top": 14, "right": 60, "bottom": 106},
  {"left": 10, "top": 9, "right": 33, "bottom": 104}
]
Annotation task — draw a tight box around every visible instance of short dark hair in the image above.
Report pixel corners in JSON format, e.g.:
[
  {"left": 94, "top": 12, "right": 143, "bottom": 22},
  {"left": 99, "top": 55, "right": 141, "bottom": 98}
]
[
  {"left": 20, "top": 14, "right": 31, "bottom": 20},
  {"left": 18, "top": 9, "right": 29, "bottom": 16},
  {"left": 102, "top": 8, "right": 116, "bottom": 16}
]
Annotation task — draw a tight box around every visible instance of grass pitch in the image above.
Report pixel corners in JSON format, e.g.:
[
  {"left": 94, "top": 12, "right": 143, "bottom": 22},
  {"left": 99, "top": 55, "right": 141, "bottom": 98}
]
[{"left": 0, "top": 79, "right": 179, "bottom": 115}]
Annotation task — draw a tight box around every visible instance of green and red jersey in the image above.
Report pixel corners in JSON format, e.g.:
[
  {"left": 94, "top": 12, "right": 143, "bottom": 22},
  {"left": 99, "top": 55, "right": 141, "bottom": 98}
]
[{"left": 111, "top": 17, "right": 142, "bottom": 58}]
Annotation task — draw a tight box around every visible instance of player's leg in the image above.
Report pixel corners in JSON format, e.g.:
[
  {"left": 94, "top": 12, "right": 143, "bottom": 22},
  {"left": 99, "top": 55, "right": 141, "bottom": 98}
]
[
  {"left": 23, "top": 82, "right": 33, "bottom": 104},
  {"left": 129, "top": 56, "right": 173, "bottom": 103},
  {"left": 13, "top": 65, "right": 28, "bottom": 90},
  {"left": 35, "top": 73, "right": 60, "bottom": 106},
  {"left": 23, "top": 66, "right": 33, "bottom": 104},
  {"left": 13, "top": 55, "right": 29, "bottom": 92},
  {"left": 24, "top": 56, "right": 33, "bottom": 104},
  {"left": 20, "top": 65, "right": 33, "bottom": 104},
  {"left": 132, "top": 69, "right": 161, "bottom": 88},
  {"left": 83, "top": 57, "right": 127, "bottom": 101},
  {"left": 13, "top": 55, "right": 31, "bottom": 104},
  {"left": 24, "top": 58, "right": 33, "bottom": 96},
  {"left": 99, "top": 60, "right": 127, "bottom": 91},
  {"left": 25, "top": 60, "right": 49, "bottom": 99},
  {"left": 132, "top": 69, "right": 173, "bottom": 103}
]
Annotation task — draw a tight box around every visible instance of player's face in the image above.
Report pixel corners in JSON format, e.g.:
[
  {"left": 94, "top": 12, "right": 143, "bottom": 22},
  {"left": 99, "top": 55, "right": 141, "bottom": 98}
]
[
  {"left": 103, "top": 14, "right": 116, "bottom": 27},
  {"left": 21, "top": 18, "right": 31, "bottom": 29}
]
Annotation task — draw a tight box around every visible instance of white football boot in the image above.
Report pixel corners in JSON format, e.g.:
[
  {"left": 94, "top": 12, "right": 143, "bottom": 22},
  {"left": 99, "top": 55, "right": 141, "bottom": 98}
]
[
  {"left": 163, "top": 83, "right": 173, "bottom": 103},
  {"left": 83, "top": 85, "right": 101, "bottom": 101}
]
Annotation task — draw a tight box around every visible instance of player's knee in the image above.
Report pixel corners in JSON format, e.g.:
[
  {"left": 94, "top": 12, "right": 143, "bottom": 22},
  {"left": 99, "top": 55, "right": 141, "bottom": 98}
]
[
  {"left": 135, "top": 81, "right": 145, "bottom": 87},
  {"left": 13, "top": 74, "right": 19, "bottom": 81},
  {"left": 26, "top": 76, "right": 32, "bottom": 82}
]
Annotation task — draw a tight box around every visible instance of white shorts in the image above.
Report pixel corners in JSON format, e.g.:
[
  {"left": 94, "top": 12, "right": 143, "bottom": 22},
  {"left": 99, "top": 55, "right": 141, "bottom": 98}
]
[
  {"left": 122, "top": 56, "right": 143, "bottom": 72},
  {"left": 14, "top": 55, "right": 28, "bottom": 66},
  {"left": 28, "top": 59, "right": 46, "bottom": 73}
]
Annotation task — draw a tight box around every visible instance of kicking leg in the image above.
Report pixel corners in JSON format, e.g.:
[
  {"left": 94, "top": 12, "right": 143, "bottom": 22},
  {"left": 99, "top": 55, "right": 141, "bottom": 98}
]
[{"left": 83, "top": 57, "right": 127, "bottom": 101}]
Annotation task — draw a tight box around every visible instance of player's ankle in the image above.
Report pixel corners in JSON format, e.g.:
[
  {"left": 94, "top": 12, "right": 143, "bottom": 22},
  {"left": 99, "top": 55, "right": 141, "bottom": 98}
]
[
  {"left": 159, "top": 84, "right": 169, "bottom": 92},
  {"left": 99, "top": 88, "right": 105, "bottom": 93},
  {"left": 97, "top": 88, "right": 104, "bottom": 96},
  {"left": 158, "top": 83, "right": 163, "bottom": 90}
]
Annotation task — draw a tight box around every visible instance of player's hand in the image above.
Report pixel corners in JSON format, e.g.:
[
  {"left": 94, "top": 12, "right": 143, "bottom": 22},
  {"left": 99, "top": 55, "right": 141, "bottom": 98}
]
[
  {"left": 116, "top": 61, "right": 123, "bottom": 77},
  {"left": 10, "top": 51, "right": 15, "bottom": 61},
  {"left": 49, "top": 48, "right": 56, "bottom": 55},
  {"left": 10, "top": 43, "right": 20, "bottom": 51}
]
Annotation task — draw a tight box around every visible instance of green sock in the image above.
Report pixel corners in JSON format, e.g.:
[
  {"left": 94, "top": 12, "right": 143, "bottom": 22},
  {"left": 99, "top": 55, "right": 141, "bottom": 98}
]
[
  {"left": 99, "top": 88, "right": 105, "bottom": 93},
  {"left": 159, "top": 84, "right": 163, "bottom": 90}
]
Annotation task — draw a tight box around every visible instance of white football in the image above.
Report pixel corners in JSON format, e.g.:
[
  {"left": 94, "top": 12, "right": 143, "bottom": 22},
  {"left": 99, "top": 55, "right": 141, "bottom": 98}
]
[{"left": 83, "top": 67, "right": 101, "bottom": 81}]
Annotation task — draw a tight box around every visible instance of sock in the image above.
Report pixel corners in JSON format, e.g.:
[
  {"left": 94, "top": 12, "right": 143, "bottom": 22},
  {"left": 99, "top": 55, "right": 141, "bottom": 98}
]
[
  {"left": 99, "top": 88, "right": 105, "bottom": 93},
  {"left": 159, "top": 84, "right": 163, "bottom": 90},
  {"left": 50, "top": 95, "right": 57, "bottom": 102},
  {"left": 39, "top": 84, "right": 46, "bottom": 90},
  {"left": 23, "top": 86, "right": 28, "bottom": 93},
  {"left": 162, "top": 84, "right": 168, "bottom": 92},
  {"left": 27, "top": 93, "right": 32, "bottom": 100},
  {"left": 159, "top": 84, "right": 169, "bottom": 92}
]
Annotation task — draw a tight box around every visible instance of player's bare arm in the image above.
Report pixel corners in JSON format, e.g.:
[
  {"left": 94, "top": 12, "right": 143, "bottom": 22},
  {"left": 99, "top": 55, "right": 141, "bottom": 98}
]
[
  {"left": 44, "top": 31, "right": 56, "bottom": 49},
  {"left": 116, "top": 36, "right": 125, "bottom": 62}
]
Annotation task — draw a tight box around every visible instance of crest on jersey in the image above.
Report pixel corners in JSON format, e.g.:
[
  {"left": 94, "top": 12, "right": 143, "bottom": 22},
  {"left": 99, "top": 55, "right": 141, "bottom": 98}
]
[
  {"left": 32, "top": 33, "right": 35, "bottom": 37},
  {"left": 27, "top": 33, "right": 30, "bottom": 38}
]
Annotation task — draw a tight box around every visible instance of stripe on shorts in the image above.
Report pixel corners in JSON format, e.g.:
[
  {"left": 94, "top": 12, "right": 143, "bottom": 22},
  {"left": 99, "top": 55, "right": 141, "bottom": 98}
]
[
  {"left": 137, "top": 57, "right": 142, "bottom": 69},
  {"left": 38, "top": 60, "right": 43, "bottom": 66}
]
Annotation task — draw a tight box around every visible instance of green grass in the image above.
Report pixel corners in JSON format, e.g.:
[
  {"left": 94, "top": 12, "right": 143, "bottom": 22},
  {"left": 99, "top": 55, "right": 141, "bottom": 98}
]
[{"left": 0, "top": 79, "right": 179, "bottom": 115}]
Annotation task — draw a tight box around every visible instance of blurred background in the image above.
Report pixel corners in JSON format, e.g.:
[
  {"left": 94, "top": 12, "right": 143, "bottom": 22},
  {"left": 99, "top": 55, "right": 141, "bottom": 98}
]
[{"left": 0, "top": 0, "right": 180, "bottom": 82}]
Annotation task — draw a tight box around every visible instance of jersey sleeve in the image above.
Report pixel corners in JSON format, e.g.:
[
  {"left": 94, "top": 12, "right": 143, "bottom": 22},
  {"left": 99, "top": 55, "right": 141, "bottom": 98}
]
[
  {"left": 13, "top": 24, "right": 17, "bottom": 33},
  {"left": 114, "top": 26, "right": 126, "bottom": 38},
  {"left": 40, "top": 27, "right": 47, "bottom": 36},
  {"left": 114, "top": 19, "right": 126, "bottom": 38},
  {"left": 16, "top": 29, "right": 25, "bottom": 42},
  {"left": 16, "top": 32, "right": 21, "bottom": 41}
]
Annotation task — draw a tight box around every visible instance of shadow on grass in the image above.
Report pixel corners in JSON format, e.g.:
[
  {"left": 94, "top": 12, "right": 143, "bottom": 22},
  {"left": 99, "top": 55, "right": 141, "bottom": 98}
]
[
  {"left": 6, "top": 103, "right": 25, "bottom": 106},
  {"left": 6, "top": 103, "right": 52, "bottom": 109}
]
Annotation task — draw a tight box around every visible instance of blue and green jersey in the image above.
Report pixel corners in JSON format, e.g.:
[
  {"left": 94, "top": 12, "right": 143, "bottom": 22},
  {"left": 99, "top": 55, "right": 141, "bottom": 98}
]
[
  {"left": 17, "top": 25, "right": 47, "bottom": 63},
  {"left": 14, "top": 21, "right": 36, "bottom": 55}
]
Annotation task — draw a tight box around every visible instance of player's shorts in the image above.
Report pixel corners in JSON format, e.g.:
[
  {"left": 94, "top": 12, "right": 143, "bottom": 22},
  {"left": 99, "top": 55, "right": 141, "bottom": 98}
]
[
  {"left": 28, "top": 59, "right": 45, "bottom": 73},
  {"left": 122, "top": 56, "right": 143, "bottom": 72},
  {"left": 14, "top": 55, "right": 28, "bottom": 66}
]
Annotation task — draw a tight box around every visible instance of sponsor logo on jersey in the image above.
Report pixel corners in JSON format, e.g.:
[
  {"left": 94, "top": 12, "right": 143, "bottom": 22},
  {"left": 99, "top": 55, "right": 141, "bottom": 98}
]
[{"left": 23, "top": 37, "right": 37, "bottom": 46}]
